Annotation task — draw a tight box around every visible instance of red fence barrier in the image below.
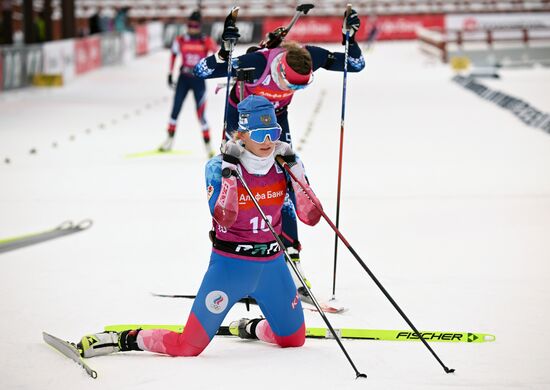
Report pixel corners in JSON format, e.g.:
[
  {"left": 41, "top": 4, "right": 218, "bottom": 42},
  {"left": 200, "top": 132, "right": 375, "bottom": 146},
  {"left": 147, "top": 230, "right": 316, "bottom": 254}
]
[
  {"left": 369, "top": 14, "right": 445, "bottom": 40},
  {"left": 264, "top": 14, "right": 445, "bottom": 42},
  {"left": 75, "top": 36, "right": 101, "bottom": 75},
  {"left": 135, "top": 25, "right": 148, "bottom": 55}
]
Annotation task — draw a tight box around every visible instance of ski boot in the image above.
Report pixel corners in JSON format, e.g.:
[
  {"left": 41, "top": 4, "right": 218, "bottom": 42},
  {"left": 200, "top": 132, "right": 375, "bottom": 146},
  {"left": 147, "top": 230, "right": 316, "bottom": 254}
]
[
  {"left": 204, "top": 140, "right": 215, "bottom": 158},
  {"left": 287, "top": 247, "right": 312, "bottom": 288},
  {"left": 158, "top": 134, "right": 175, "bottom": 152},
  {"left": 228, "top": 318, "right": 263, "bottom": 339},
  {"left": 77, "top": 329, "right": 141, "bottom": 358},
  {"left": 297, "top": 286, "right": 314, "bottom": 306}
]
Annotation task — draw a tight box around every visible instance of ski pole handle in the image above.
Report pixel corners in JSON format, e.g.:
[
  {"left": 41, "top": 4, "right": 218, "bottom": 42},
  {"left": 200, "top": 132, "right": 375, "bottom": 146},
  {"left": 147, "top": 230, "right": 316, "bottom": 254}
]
[
  {"left": 229, "top": 6, "right": 239, "bottom": 23},
  {"left": 344, "top": 4, "right": 353, "bottom": 32},
  {"left": 228, "top": 6, "right": 240, "bottom": 44}
]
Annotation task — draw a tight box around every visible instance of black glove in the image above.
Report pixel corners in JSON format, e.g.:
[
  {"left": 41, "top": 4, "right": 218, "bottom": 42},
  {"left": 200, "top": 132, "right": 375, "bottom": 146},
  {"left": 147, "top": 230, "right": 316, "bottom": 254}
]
[
  {"left": 218, "top": 10, "right": 240, "bottom": 61},
  {"left": 261, "top": 26, "right": 286, "bottom": 49},
  {"left": 167, "top": 73, "right": 174, "bottom": 88},
  {"left": 342, "top": 8, "right": 360, "bottom": 45},
  {"left": 246, "top": 45, "right": 262, "bottom": 53}
]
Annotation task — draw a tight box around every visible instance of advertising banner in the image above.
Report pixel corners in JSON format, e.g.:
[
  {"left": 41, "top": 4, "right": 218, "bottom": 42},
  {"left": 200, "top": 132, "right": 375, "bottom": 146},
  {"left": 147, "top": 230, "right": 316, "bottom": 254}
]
[
  {"left": 210, "top": 21, "right": 259, "bottom": 43},
  {"left": 367, "top": 14, "right": 445, "bottom": 41},
  {"left": 147, "top": 21, "right": 164, "bottom": 52},
  {"left": 122, "top": 31, "right": 136, "bottom": 63},
  {"left": 263, "top": 14, "right": 445, "bottom": 43},
  {"left": 1, "top": 47, "right": 24, "bottom": 90},
  {"left": 75, "top": 36, "right": 102, "bottom": 75},
  {"left": 43, "top": 39, "right": 75, "bottom": 81},
  {"left": 101, "top": 33, "right": 123, "bottom": 66},
  {"left": 25, "top": 45, "right": 43, "bottom": 79},
  {"left": 1, "top": 45, "right": 44, "bottom": 90},
  {"left": 453, "top": 75, "right": 550, "bottom": 134},
  {"left": 446, "top": 13, "right": 550, "bottom": 31},
  {"left": 163, "top": 21, "right": 260, "bottom": 49},
  {"left": 263, "top": 17, "right": 339, "bottom": 43},
  {"left": 135, "top": 25, "right": 148, "bottom": 55}
]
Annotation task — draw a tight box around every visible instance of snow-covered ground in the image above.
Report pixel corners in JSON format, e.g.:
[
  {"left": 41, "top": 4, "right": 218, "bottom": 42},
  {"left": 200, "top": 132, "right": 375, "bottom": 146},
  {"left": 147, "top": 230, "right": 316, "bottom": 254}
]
[{"left": 1, "top": 42, "right": 549, "bottom": 389}]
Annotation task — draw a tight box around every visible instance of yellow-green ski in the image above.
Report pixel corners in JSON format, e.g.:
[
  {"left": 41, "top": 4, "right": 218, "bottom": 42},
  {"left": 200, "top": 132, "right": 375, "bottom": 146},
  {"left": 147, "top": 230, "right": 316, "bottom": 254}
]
[
  {"left": 104, "top": 324, "right": 495, "bottom": 343},
  {"left": 43, "top": 332, "right": 97, "bottom": 379}
]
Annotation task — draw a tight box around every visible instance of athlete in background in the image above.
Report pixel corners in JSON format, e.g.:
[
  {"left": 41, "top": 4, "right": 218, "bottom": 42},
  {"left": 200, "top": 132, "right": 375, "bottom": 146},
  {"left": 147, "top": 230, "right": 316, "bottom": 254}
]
[
  {"left": 364, "top": 15, "right": 380, "bottom": 51},
  {"left": 76, "top": 95, "right": 323, "bottom": 358},
  {"left": 194, "top": 7, "right": 364, "bottom": 300},
  {"left": 160, "top": 10, "right": 218, "bottom": 157}
]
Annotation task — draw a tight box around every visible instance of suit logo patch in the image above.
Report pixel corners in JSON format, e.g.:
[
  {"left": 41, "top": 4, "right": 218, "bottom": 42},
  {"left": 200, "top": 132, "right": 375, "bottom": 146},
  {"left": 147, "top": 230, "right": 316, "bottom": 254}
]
[
  {"left": 207, "top": 185, "right": 214, "bottom": 200},
  {"left": 205, "top": 290, "right": 229, "bottom": 314}
]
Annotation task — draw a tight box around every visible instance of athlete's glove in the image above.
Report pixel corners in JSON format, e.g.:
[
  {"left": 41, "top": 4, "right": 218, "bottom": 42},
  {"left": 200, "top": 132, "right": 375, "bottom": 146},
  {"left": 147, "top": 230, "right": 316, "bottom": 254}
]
[
  {"left": 215, "top": 140, "right": 242, "bottom": 228},
  {"left": 260, "top": 26, "right": 286, "bottom": 49},
  {"left": 342, "top": 8, "right": 360, "bottom": 45},
  {"left": 274, "top": 141, "right": 296, "bottom": 165},
  {"left": 218, "top": 8, "right": 240, "bottom": 61},
  {"left": 221, "top": 140, "right": 243, "bottom": 175},
  {"left": 167, "top": 73, "right": 174, "bottom": 88}
]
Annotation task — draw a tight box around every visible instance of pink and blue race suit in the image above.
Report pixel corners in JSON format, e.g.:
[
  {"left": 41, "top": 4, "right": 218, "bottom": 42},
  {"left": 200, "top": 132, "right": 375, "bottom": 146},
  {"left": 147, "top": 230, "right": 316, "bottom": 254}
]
[{"left": 135, "top": 156, "right": 321, "bottom": 356}]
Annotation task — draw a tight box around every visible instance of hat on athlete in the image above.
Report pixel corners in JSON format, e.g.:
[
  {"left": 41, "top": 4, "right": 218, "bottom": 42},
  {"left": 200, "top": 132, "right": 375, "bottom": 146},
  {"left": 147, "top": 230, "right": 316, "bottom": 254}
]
[
  {"left": 188, "top": 10, "right": 201, "bottom": 28},
  {"left": 237, "top": 95, "right": 282, "bottom": 142}
]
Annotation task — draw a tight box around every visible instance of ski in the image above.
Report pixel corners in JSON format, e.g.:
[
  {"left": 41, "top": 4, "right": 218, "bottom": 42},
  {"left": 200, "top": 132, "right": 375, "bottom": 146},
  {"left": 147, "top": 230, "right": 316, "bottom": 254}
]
[
  {"left": 104, "top": 324, "right": 495, "bottom": 343},
  {"left": 42, "top": 332, "right": 97, "bottom": 379},
  {"left": 151, "top": 292, "right": 346, "bottom": 314},
  {"left": 304, "top": 328, "right": 496, "bottom": 343},
  {"left": 298, "top": 292, "right": 347, "bottom": 313},
  {"left": 0, "top": 220, "right": 93, "bottom": 254},
  {"left": 305, "top": 302, "right": 347, "bottom": 314}
]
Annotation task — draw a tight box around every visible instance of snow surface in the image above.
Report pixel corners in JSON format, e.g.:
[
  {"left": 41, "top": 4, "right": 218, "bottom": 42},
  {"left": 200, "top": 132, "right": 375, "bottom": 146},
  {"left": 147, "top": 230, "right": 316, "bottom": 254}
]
[{"left": 1, "top": 42, "right": 550, "bottom": 389}]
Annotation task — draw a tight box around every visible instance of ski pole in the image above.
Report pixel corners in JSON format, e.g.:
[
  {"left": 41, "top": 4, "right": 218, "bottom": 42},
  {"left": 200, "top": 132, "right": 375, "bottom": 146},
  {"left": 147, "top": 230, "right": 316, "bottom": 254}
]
[
  {"left": 275, "top": 156, "right": 455, "bottom": 374},
  {"left": 260, "top": 3, "right": 314, "bottom": 48},
  {"left": 221, "top": 6, "right": 239, "bottom": 145},
  {"left": 236, "top": 67, "right": 255, "bottom": 102},
  {"left": 225, "top": 167, "right": 367, "bottom": 379},
  {"left": 285, "top": 4, "right": 315, "bottom": 34},
  {"left": 332, "top": 3, "right": 352, "bottom": 301}
]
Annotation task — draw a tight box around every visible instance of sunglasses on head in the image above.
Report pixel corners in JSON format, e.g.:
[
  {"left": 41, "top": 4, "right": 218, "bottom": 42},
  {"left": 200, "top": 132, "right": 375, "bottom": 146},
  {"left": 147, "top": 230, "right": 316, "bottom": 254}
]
[
  {"left": 278, "top": 62, "right": 313, "bottom": 91},
  {"left": 244, "top": 126, "right": 282, "bottom": 143}
]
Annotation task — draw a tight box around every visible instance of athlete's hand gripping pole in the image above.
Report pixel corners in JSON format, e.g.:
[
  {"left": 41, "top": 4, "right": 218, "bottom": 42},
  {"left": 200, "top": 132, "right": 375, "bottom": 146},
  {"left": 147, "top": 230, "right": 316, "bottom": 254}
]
[
  {"left": 275, "top": 155, "right": 456, "bottom": 375},
  {"left": 222, "top": 166, "right": 367, "bottom": 380}
]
